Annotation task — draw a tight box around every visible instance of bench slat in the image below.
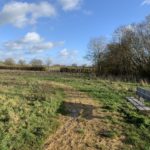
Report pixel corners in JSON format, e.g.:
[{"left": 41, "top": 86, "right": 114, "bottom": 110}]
[
  {"left": 126, "top": 97, "right": 150, "bottom": 111},
  {"left": 127, "top": 97, "right": 144, "bottom": 106},
  {"left": 143, "top": 107, "right": 150, "bottom": 111},
  {"left": 129, "top": 97, "right": 144, "bottom": 106}
]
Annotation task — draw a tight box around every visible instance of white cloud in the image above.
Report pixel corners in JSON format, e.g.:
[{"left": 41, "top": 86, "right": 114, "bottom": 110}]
[
  {"left": 23, "top": 32, "right": 42, "bottom": 43},
  {"left": 142, "top": 0, "right": 150, "bottom": 5},
  {"left": 59, "top": 48, "right": 78, "bottom": 58},
  {"left": 4, "top": 41, "right": 23, "bottom": 50},
  {"left": 58, "top": 48, "right": 79, "bottom": 65},
  {"left": 59, "top": 0, "right": 82, "bottom": 11},
  {"left": 30, "top": 42, "right": 54, "bottom": 52},
  {"left": 0, "top": 1, "right": 56, "bottom": 28},
  {"left": 60, "top": 48, "right": 69, "bottom": 57},
  {"left": 3, "top": 32, "right": 63, "bottom": 53}
]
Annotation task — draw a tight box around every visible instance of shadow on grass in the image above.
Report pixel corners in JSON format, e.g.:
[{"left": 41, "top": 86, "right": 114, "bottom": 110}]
[{"left": 58, "top": 101, "right": 102, "bottom": 120}]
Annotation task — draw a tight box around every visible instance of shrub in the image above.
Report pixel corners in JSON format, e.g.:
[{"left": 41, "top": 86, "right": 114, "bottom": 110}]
[{"left": 60, "top": 66, "right": 95, "bottom": 74}]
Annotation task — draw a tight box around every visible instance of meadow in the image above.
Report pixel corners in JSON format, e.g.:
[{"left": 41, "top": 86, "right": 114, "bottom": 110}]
[
  {"left": 0, "top": 70, "right": 150, "bottom": 150},
  {"left": 45, "top": 73, "right": 150, "bottom": 150},
  {"left": 0, "top": 71, "right": 65, "bottom": 150}
]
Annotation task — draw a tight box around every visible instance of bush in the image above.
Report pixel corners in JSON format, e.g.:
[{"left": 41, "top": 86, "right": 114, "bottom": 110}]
[{"left": 60, "top": 66, "right": 95, "bottom": 74}]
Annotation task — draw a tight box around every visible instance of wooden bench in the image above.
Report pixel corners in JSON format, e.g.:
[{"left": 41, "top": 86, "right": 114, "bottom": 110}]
[
  {"left": 126, "top": 87, "right": 150, "bottom": 111},
  {"left": 136, "top": 87, "right": 150, "bottom": 101}
]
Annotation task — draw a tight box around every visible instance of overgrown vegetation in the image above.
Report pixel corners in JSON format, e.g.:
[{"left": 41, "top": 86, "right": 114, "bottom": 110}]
[
  {"left": 60, "top": 66, "right": 95, "bottom": 73},
  {"left": 0, "top": 72, "right": 65, "bottom": 150},
  {"left": 44, "top": 73, "right": 150, "bottom": 150},
  {"left": 0, "top": 71, "right": 150, "bottom": 150},
  {"left": 86, "top": 15, "right": 150, "bottom": 79}
]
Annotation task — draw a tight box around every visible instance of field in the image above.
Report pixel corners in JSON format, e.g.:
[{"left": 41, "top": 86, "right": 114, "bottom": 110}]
[
  {"left": 0, "top": 71, "right": 65, "bottom": 150},
  {"left": 0, "top": 70, "right": 150, "bottom": 150}
]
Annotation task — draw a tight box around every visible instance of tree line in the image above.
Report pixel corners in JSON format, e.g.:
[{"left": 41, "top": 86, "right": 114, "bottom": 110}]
[
  {"left": 1, "top": 58, "right": 52, "bottom": 67},
  {"left": 86, "top": 15, "right": 150, "bottom": 79}
]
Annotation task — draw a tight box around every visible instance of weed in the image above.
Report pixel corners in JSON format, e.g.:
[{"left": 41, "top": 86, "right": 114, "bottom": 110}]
[
  {"left": 0, "top": 74, "right": 65, "bottom": 150},
  {"left": 75, "top": 128, "right": 84, "bottom": 134},
  {"left": 99, "top": 129, "right": 117, "bottom": 138}
]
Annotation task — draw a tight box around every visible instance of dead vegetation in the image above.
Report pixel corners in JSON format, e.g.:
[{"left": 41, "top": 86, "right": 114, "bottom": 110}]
[{"left": 44, "top": 82, "right": 124, "bottom": 150}]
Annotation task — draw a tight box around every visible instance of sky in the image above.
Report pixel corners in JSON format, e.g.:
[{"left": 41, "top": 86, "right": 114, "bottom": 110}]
[{"left": 0, "top": 0, "right": 150, "bottom": 65}]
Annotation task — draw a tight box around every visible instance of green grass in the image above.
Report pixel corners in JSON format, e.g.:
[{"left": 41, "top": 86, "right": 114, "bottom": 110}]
[
  {"left": 75, "top": 128, "right": 85, "bottom": 134},
  {"left": 42, "top": 73, "right": 150, "bottom": 150},
  {"left": 0, "top": 72, "right": 65, "bottom": 150},
  {"left": 47, "top": 66, "right": 61, "bottom": 71},
  {"left": 99, "top": 130, "right": 117, "bottom": 138},
  {"left": 0, "top": 71, "right": 150, "bottom": 150}
]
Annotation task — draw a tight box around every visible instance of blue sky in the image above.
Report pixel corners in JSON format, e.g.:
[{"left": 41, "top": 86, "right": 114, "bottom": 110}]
[{"left": 0, "top": 0, "right": 150, "bottom": 65}]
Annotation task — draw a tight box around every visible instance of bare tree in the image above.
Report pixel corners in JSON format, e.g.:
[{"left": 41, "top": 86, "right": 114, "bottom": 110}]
[
  {"left": 108, "top": 24, "right": 149, "bottom": 75},
  {"left": 4, "top": 58, "right": 15, "bottom": 66},
  {"left": 18, "top": 59, "right": 26, "bottom": 66},
  {"left": 46, "top": 58, "right": 52, "bottom": 67},
  {"left": 86, "top": 37, "right": 107, "bottom": 65},
  {"left": 86, "top": 37, "right": 107, "bottom": 75},
  {"left": 30, "top": 59, "right": 43, "bottom": 67},
  {"left": 86, "top": 15, "right": 150, "bottom": 78}
]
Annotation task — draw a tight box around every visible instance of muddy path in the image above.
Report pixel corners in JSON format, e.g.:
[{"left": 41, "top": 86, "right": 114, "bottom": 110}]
[{"left": 44, "top": 82, "right": 124, "bottom": 150}]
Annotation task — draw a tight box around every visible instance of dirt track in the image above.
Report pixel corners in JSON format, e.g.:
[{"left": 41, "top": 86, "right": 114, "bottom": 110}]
[{"left": 44, "top": 82, "right": 123, "bottom": 150}]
